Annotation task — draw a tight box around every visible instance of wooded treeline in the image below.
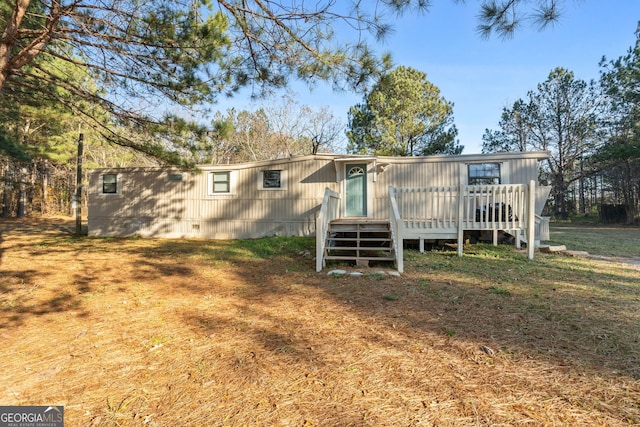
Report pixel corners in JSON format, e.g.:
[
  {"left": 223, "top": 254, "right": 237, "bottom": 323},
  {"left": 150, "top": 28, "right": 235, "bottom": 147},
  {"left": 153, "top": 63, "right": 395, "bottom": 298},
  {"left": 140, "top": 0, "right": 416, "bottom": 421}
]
[
  {"left": 482, "top": 25, "right": 640, "bottom": 223},
  {"left": 0, "top": 95, "right": 342, "bottom": 217}
]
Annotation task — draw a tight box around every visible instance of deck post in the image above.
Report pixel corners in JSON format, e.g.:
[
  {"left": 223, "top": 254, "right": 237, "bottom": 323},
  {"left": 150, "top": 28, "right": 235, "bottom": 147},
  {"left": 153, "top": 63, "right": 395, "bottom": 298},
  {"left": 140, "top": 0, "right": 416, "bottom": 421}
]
[
  {"left": 396, "top": 238, "right": 404, "bottom": 273},
  {"left": 389, "top": 186, "right": 404, "bottom": 273},
  {"left": 527, "top": 180, "right": 536, "bottom": 260},
  {"left": 457, "top": 184, "right": 464, "bottom": 256},
  {"left": 316, "top": 188, "right": 341, "bottom": 272},
  {"left": 316, "top": 215, "right": 324, "bottom": 272}
]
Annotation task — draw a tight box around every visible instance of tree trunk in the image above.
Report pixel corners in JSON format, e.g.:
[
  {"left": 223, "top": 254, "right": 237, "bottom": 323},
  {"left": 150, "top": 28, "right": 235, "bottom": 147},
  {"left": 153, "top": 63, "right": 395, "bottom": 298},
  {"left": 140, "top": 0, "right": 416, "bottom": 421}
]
[
  {"left": 2, "top": 160, "right": 9, "bottom": 217},
  {"left": 579, "top": 158, "right": 586, "bottom": 215},
  {"left": 623, "top": 160, "right": 637, "bottom": 224},
  {"left": 0, "top": 0, "right": 32, "bottom": 93},
  {"left": 555, "top": 172, "right": 568, "bottom": 219},
  {"left": 29, "top": 163, "right": 36, "bottom": 213},
  {"left": 75, "top": 134, "right": 84, "bottom": 235},
  {"left": 42, "top": 160, "right": 48, "bottom": 215},
  {"left": 17, "top": 166, "right": 26, "bottom": 217}
]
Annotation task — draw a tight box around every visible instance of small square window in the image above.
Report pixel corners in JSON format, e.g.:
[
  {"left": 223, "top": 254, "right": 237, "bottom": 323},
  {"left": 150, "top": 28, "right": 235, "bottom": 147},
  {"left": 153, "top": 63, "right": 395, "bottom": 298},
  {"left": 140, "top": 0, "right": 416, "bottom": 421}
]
[
  {"left": 468, "top": 163, "right": 500, "bottom": 185},
  {"left": 211, "top": 171, "right": 230, "bottom": 193},
  {"left": 263, "top": 170, "right": 281, "bottom": 188},
  {"left": 103, "top": 173, "right": 118, "bottom": 194}
]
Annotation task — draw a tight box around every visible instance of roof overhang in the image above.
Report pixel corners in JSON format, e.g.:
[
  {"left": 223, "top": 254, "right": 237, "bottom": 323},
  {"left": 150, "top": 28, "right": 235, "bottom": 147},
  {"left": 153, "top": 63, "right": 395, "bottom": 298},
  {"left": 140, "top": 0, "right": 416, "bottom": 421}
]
[{"left": 333, "top": 157, "right": 386, "bottom": 182}]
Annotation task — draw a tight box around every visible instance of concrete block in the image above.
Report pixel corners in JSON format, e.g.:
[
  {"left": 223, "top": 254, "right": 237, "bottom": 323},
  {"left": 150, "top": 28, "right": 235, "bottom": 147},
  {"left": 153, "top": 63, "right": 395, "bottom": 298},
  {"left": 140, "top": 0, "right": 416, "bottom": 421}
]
[{"left": 539, "top": 245, "right": 567, "bottom": 253}]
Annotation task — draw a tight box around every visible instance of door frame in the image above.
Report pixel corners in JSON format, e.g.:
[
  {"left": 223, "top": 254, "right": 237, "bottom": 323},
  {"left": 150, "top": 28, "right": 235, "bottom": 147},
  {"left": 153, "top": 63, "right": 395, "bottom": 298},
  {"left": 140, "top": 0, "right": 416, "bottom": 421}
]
[{"left": 342, "top": 163, "right": 370, "bottom": 217}]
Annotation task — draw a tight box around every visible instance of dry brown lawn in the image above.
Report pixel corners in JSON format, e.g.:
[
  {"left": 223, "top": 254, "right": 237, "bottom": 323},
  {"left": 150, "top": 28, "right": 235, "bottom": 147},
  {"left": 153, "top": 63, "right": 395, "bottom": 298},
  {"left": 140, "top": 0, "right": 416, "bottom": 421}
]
[{"left": 1, "top": 217, "right": 639, "bottom": 426}]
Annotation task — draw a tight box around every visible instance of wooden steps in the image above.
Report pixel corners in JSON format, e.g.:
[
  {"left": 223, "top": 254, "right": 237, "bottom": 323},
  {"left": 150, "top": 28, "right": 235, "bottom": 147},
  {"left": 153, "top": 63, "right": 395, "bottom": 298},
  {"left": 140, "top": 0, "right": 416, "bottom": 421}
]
[{"left": 324, "top": 219, "right": 395, "bottom": 266}]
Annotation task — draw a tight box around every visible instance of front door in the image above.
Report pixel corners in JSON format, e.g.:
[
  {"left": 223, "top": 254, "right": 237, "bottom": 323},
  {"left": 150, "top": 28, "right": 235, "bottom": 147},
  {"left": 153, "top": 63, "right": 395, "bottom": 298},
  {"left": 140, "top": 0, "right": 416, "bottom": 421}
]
[{"left": 345, "top": 164, "right": 367, "bottom": 217}]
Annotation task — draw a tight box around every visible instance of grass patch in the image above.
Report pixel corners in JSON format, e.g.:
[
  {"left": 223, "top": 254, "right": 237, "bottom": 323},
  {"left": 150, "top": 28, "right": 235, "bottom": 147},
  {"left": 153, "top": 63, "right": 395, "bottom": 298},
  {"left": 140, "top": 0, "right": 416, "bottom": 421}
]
[
  {"left": 548, "top": 222, "right": 640, "bottom": 257},
  {"left": 233, "top": 236, "right": 313, "bottom": 259},
  {"left": 382, "top": 293, "right": 400, "bottom": 301},
  {"left": 488, "top": 285, "right": 511, "bottom": 296}
]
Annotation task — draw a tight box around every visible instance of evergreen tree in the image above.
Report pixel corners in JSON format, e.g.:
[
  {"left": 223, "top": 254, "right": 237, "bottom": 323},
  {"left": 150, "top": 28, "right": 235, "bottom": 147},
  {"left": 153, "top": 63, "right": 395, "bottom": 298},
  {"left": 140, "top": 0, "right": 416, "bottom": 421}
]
[
  {"left": 597, "top": 22, "right": 640, "bottom": 222},
  {"left": 0, "top": 0, "right": 578, "bottom": 164},
  {"left": 482, "top": 99, "right": 534, "bottom": 153},
  {"left": 483, "top": 68, "right": 602, "bottom": 218},
  {"left": 346, "top": 66, "right": 462, "bottom": 156}
]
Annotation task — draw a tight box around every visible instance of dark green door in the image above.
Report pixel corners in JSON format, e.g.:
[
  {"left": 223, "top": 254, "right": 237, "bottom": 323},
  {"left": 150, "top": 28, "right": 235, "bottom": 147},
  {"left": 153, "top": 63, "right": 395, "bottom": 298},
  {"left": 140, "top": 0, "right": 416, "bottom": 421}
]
[{"left": 345, "top": 164, "right": 367, "bottom": 217}]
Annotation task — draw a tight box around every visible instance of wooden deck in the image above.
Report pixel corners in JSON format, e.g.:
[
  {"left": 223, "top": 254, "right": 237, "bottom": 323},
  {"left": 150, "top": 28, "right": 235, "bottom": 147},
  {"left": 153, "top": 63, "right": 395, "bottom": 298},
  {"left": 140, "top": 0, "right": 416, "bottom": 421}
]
[{"left": 317, "top": 182, "right": 547, "bottom": 273}]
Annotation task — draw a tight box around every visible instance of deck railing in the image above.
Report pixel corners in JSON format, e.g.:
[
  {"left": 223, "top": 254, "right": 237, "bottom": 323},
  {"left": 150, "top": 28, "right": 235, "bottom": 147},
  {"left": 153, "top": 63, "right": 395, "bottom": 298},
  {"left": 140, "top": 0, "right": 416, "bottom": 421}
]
[
  {"left": 394, "top": 184, "right": 529, "bottom": 230},
  {"left": 316, "top": 187, "right": 341, "bottom": 272},
  {"left": 388, "top": 187, "right": 405, "bottom": 273},
  {"left": 460, "top": 184, "right": 528, "bottom": 230},
  {"left": 390, "top": 181, "right": 537, "bottom": 259},
  {"left": 394, "top": 186, "right": 459, "bottom": 231}
]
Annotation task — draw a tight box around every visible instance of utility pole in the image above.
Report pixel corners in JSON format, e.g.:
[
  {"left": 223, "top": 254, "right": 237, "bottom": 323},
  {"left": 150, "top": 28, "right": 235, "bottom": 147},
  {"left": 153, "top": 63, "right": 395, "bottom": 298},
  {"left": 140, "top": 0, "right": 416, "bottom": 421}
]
[{"left": 75, "top": 133, "right": 84, "bottom": 235}]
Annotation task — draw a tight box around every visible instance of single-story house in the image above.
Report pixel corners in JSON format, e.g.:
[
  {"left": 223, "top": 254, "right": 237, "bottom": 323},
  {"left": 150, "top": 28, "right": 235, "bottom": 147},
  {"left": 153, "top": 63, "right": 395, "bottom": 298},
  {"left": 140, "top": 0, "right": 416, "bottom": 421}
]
[{"left": 88, "top": 151, "right": 551, "bottom": 272}]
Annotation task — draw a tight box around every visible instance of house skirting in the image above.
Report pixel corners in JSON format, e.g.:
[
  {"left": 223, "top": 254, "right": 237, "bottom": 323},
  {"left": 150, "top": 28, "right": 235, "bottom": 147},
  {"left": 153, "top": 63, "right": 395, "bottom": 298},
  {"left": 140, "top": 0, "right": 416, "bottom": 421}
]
[{"left": 88, "top": 217, "right": 316, "bottom": 240}]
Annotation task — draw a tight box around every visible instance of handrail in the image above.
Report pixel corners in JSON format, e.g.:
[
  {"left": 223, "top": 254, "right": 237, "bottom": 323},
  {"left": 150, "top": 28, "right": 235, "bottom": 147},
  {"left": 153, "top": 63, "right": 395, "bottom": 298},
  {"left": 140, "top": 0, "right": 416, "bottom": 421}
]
[
  {"left": 394, "top": 184, "right": 530, "bottom": 231},
  {"left": 460, "top": 183, "right": 528, "bottom": 231},
  {"left": 388, "top": 186, "right": 404, "bottom": 273},
  {"left": 527, "top": 180, "right": 536, "bottom": 259},
  {"left": 390, "top": 181, "right": 538, "bottom": 261},
  {"left": 316, "top": 187, "right": 341, "bottom": 272}
]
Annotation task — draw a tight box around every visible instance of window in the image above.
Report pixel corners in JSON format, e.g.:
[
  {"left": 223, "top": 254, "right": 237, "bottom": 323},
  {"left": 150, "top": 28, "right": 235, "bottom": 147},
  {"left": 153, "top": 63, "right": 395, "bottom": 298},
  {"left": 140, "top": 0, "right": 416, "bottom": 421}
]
[
  {"left": 259, "top": 170, "right": 287, "bottom": 190},
  {"left": 167, "top": 173, "right": 183, "bottom": 182},
  {"left": 102, "top": 173, "right": 118, "bottom": 194},
  {"left": 348, "top": 166, "right": 365, "bottom": 176},
  {"left": 262, "top": 170, "right": 281, "bottom": 188},
  {"left": 468, "top": 163, "right": 500, "bottom": 185},
  {"left": 210, "top": 171, "right": 230, "bottom": 193}
]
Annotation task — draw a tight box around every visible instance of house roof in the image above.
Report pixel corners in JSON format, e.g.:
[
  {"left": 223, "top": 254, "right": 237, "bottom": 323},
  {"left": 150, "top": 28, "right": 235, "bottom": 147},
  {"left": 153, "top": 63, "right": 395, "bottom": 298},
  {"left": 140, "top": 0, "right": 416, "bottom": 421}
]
[
  {"left": 196, "top": 151, "right": 550, "bottom": 170},
  {"left": 88, "top": 151, "right": 550, "bottom": 172}
]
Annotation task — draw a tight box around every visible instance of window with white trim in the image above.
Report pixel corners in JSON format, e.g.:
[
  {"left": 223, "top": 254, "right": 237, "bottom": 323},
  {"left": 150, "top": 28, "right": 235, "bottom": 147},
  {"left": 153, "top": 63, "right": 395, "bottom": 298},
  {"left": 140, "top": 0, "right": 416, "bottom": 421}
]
[
  {"left": 262, "top": 170, "right": 281, "bottom": 189},
  {"left": 258, "top": 170, "right": 288, "bottom": 190},
  {"left": 102, "top": 173, "right": 118, "bottom": 194},
  {"left": 210, "top": 171, "right": 230, "bottom": 193},
  {"left": 468, "top": 163, "right": 501, "bottom": 185}
]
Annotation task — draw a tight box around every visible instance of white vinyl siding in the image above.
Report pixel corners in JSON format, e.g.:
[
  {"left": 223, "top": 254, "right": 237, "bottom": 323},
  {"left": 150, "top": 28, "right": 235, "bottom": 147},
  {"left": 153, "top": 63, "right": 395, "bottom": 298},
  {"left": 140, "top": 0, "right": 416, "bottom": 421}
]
[{"left": 88, "top": 152, "right": 547, "bottom": 239}]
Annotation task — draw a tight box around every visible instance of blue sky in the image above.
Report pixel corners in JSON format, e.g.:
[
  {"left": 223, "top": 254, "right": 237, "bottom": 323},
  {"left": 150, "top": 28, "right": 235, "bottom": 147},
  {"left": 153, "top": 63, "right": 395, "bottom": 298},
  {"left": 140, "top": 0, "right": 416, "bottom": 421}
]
[{"left": 214, "top": 1, "right": 640, "bottom": 154}]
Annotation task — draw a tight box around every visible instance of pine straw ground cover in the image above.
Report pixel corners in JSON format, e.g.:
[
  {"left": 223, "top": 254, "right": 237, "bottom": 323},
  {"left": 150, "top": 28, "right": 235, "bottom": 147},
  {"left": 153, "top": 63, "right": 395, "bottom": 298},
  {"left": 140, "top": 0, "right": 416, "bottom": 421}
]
[{"left": 1, "top": 217, "right": 639, "bottom": 426}]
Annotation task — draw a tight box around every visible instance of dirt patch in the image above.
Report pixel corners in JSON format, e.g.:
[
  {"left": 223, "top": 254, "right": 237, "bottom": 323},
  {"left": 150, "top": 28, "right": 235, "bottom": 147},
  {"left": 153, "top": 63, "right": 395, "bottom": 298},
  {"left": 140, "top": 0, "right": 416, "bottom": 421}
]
[
  {"left": 589, "top": 254, "right": 640, "bottom": 268},
  {"left": 1, "top": 217, "right": 639, "bottom": 426},
  {"left": 560, "top": 247, "right": 640, "bottom": 269}
]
